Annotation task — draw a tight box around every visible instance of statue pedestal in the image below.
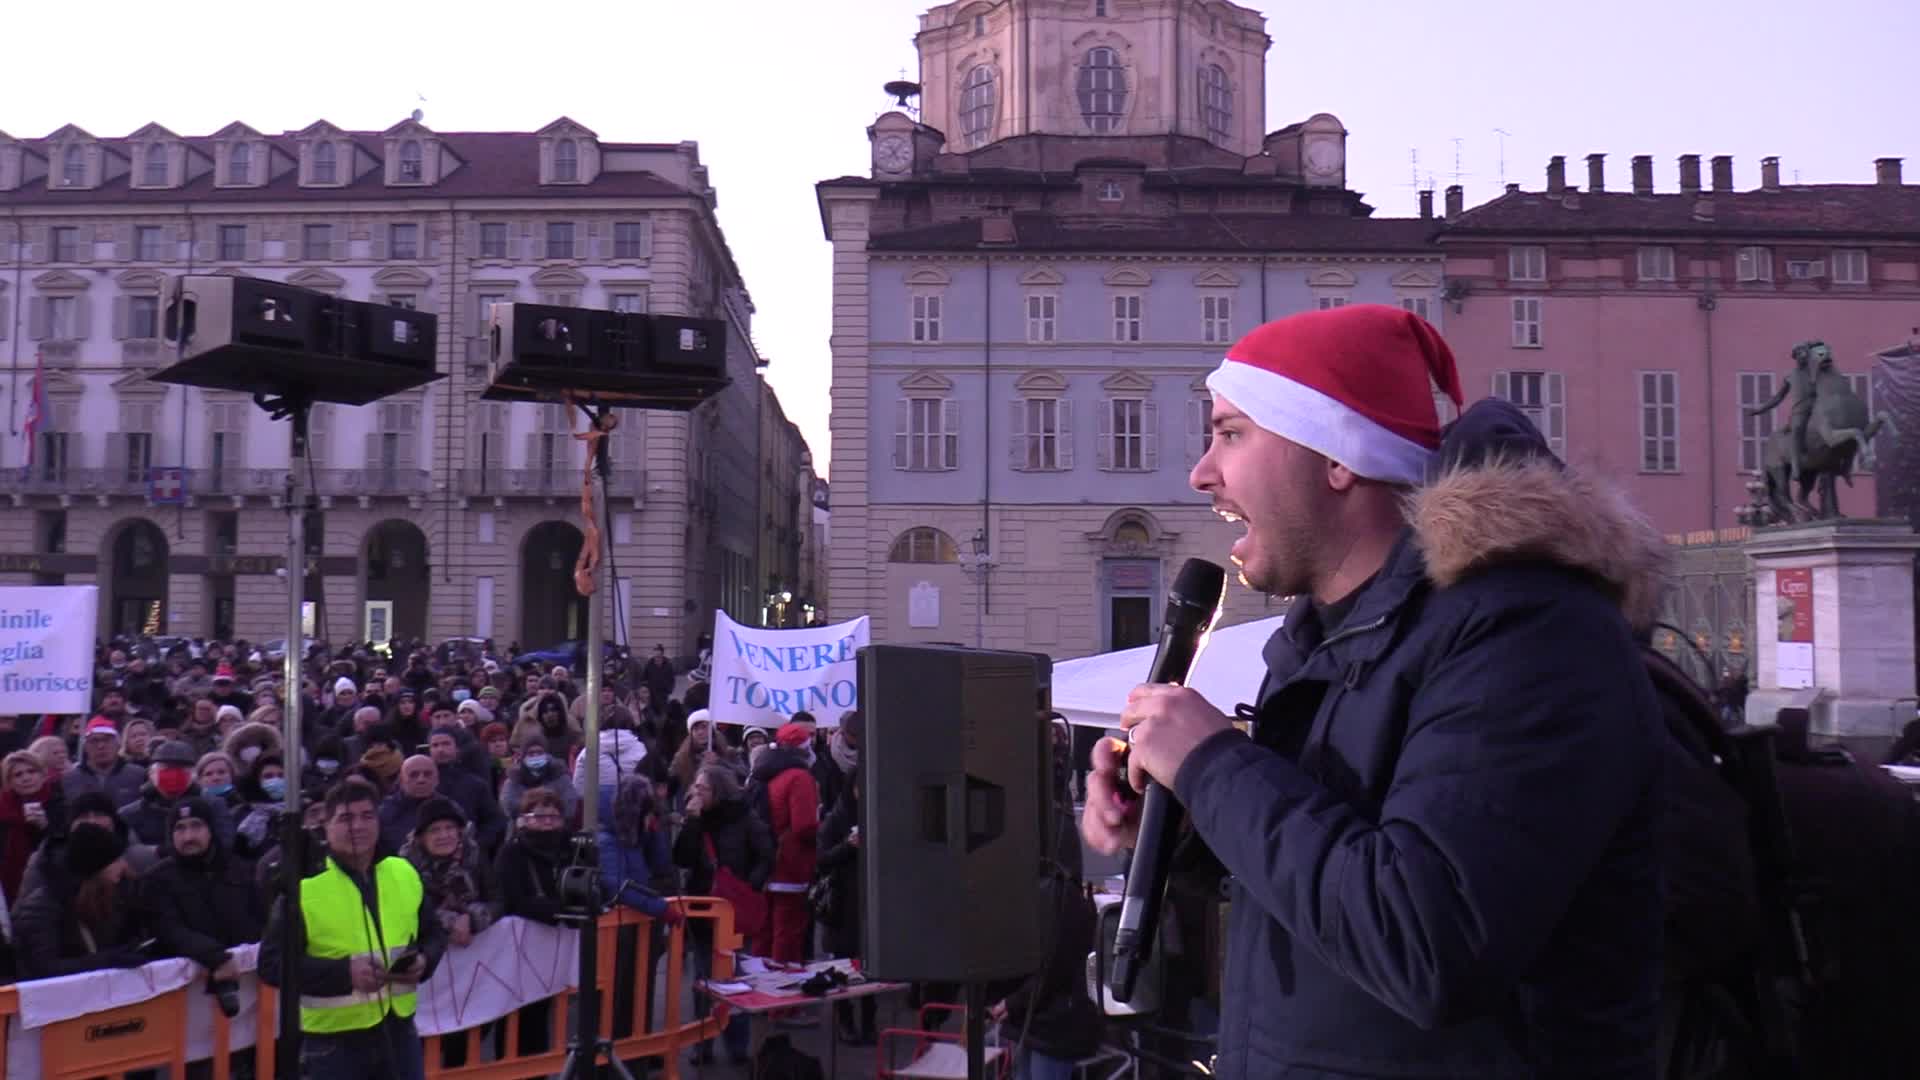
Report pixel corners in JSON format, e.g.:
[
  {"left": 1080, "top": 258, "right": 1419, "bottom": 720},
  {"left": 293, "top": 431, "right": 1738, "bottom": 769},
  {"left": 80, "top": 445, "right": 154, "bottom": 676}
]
[{"left": 1744, "top": 519, "right": 1920, "bottom": 754}]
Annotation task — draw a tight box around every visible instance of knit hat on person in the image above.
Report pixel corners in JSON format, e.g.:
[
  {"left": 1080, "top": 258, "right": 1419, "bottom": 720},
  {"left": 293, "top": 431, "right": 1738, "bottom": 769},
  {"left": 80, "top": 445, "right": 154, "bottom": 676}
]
[
  {"left": 334, "top": 676, "right": 357, "bottom": 696},
  {"left": 213, "top": 664, "right": 236, "bottom": 683},
  {"left": 64, "top": 823, "right": 128, "bottom": 879},
  {"left": 171, "top": 796, "right": 219, "bottom": 831},
  {"left": 1204, "top": 304, "right": 1465, "bottom": 487},
  {"left": 359, "top": 743, "right": 403, "bottom": 785},
  {"left": 153, "top": 740, "right": 198, "bottom": 767},
  {"left": 480, "top": 722, "right": 510, "bottom": 744},
  {"left": 215, "top": 704, "right": 244, "bottom": 728},
  {"left": 83, "top": 716, "right": 120, "bottom": 740},
  {"left": 414, "top": 795, "right": 467, "bottom": 836},
  {"left": 68, "top": 790, "right": 121, "bottom": 822},
  {"left": 775, "top": 722, "right": 811, "bottom": 749},
  {"left": 686, "top": 708, "right": 712, "bottom": 729}
]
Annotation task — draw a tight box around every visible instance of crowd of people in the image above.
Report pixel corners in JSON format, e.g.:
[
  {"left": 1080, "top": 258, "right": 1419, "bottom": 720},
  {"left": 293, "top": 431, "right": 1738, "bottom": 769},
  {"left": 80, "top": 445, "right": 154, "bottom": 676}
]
[{"left": 0, "top": 632, "right": 923, "bottom": 1067}]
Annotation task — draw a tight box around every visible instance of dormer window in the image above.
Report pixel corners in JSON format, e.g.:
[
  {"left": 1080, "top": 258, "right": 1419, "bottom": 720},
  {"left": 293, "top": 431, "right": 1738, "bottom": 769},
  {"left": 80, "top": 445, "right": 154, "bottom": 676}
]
[
  {"left": 142, "top": 145, "right": 167, "bottom": 187},
  {"left": 62, "top": 146, "right": 84, "bottom": 187},
  {"left": 554, "top": 139, "right": 579, "bottom": 182},
  {"left": 227, "top": 143, "right": 251, "bottom": 185},
  {"left": 1098, "top": 179, "right": 1123, "bottom": 202},
  {"left": 398, "top": 140, "right": 422, "bottom": 182},
  {"left": 313, "top": 141, "right": 337, "bottom": 184}
]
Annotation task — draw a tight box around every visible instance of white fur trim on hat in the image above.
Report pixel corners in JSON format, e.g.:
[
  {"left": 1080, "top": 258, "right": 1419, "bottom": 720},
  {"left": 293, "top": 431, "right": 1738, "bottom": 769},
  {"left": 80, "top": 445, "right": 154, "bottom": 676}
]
[{"left": 1206, "top": 360, "right": 1435, "bottom": 486}]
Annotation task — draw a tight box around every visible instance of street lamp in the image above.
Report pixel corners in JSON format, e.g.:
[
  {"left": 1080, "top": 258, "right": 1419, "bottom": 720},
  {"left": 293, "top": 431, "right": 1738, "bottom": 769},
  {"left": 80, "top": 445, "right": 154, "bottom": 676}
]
[{"left": 957, "top": 528, "right": 995, "bottom": 647}]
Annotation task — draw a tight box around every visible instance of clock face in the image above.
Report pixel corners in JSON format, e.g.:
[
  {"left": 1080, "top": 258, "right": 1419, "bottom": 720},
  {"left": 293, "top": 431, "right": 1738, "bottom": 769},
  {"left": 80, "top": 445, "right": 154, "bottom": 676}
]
[
  {"left": 874, "top": 134, "right": 913, "bottom": 173},
  {"left": 1305, "top": 139, "right": 1341, "bottom": 175}
]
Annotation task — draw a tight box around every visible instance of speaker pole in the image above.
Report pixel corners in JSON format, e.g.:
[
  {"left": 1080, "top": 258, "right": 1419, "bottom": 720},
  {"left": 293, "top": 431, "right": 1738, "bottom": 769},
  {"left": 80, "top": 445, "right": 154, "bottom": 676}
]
[{"left": 965, "top": 982, "right": 987, "bottom": 1080}]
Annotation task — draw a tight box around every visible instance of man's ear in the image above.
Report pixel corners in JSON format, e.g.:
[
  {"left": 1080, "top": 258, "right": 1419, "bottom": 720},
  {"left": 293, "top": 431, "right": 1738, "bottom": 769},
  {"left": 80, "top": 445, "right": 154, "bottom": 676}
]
[{"left": 1325, "top": 457, "right": 1361, "bottom": 493}]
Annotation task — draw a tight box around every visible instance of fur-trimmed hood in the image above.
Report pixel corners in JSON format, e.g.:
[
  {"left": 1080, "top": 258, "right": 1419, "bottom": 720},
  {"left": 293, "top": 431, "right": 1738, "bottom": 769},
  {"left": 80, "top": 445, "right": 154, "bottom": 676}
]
[{"left": 1406, "top": 402, "right": 1669, "bottom": 632}]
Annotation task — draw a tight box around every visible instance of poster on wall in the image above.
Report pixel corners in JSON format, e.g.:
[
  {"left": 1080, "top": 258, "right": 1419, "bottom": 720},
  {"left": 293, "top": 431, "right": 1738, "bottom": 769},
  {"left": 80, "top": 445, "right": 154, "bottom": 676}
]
[
  {"left": 0, "top": 585, "right": 98, "bottom": 715},
  {"left": 1775, "top": 567, "right": 1814, "bottom": 690},
  {"left": 709, "top": 610, "right": 869, "bottom": 728}
]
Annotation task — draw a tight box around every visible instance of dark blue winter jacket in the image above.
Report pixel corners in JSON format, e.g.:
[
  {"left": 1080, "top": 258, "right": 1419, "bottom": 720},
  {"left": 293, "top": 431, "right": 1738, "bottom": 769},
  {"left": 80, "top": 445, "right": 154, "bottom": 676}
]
[{"left": 1173, "top": 417, "right": 1668, "bottom": 1079}]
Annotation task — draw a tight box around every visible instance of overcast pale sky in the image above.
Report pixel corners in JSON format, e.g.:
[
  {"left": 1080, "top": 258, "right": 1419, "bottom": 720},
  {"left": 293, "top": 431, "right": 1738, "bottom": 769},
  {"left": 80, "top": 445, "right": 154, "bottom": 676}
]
[{"left": 4, "top": 0, "right": 1914, "bottom": 476}]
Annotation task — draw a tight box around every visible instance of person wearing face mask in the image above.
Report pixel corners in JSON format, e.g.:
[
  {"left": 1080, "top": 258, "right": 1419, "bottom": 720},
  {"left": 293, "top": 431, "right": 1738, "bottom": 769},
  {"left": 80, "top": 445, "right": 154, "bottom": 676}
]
[
  {"left": 139, "top": 798, "right": 266, "bottom": 1018},
  {"left": 500, "top": 734, "right": 580, "bottom": 822},
  {"left": 19, "top": 791, "right": 160, "bottom": 901},
  {"left": 63, "top": 716, "right": 148, "bottom": 808},
  {"left": 305, "top": 736, "right": 350, "bottom": 792},
  {"left": 195, "top": 751, "right": 245, "bottom": 812},
  {"left": 223, "top": 720, "right": 284, "bottom": 782},
  {"left": 119, "top": 740, "right": 235, "bottom": 849},
  {"left": 234, "top": 754, "right": 291, "bottom": 859},
  {"left": 512, "top": 692, "right": 582, "bottom": 765}
]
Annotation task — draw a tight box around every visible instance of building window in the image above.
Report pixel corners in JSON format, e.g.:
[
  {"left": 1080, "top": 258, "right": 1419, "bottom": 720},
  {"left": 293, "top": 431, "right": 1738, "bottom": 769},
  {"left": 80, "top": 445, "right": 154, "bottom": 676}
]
[
  {"left": 135, "top": 225, "right": 165, "bottom": 261},
  {"left": 912, "top": 294, "right": 942, "bottom": 342},
  {"left": 313, "top": 140, "right": 337, "bottom": 184},
  {"left": 894, "top": 397, "right": 959, "bottom": 471},
  {"left": 1012, "top": 396, "right": 1070, "bottom": 471},
  {"left": 227, "top": 143, "right": 251, "bottom": 185},
  {"left": 1399, "top": 296, "right": 1431, "bottom": 321},
  {"left": 1508, "top": 245, "right": 1547, "bottom": 281},
  {"left": 50, "top": 227, "right": 79, "bottom": 262},
  {"left": 554, "top": 139, "right": 579, "bottom": 182},
  {"left": 1112, "top": 294, "right": 1142, "bottom": 342},
  {"left": 128, "top": 295, "right": 160, "bottom": 339},
  {"left": 1737, "top": 372, "right": 1776, "bottom": 473},
  {"left": 1846, "top": 374, "right": 1876, "bottom": 471},
  {"left": 1493, "top": 370, "right": 1565, "bottom": 457},
  {"left": 974, "top": 12, "right": 987, "bottom": 35},
  {"left": 1785, "top": 258, "right": 1823, "bottom": 280},
  {"left": 961, "top": 65, "right": 997, "bottom": 149},
  {"left": 142, "top": 145, "right": 167, "bottom": 187},
  {"left": 540, "top": 290, "right": 578, "bottom": 307},
  {"left": 1201, "top": 294, "right": 1232, "bottom": 343},
  {"left": 1637, "top": 246, "right": 1675, "bottom": 281},
  {"left": 479, "top": 222, "right": 508, "bottom": 259},
  {"left": 475, "top": 293, "right": 505, "bottom": 336},
  {"left": 1094, "top": 0, "right": 1107, "bottom": 15},
  {"left": 117, "top": 432, "right": 153, "bottom": 484},
  {"left": 1025, "top": 294, "right": 1056, "bottom": 342},
  {"left": 39, "top": 430, "right": 70, "bottom": 482},
  {"left": 612, "top": 220, "right": 650, "bottom": 259},
  {"left": 62, "top": 146, "right": 85, "bottom": 187},
  {"left": 386, "top": 294, "right": 417, "bottom": 310},
  {"left": 1097, "top": 179, "right": 1123, "bottom": 202},
  {"left": 1511, "top": 297, "right": 1542, "bottom": 347},
  {"left": 1830, "top": 249, "right": 1868, "bottom": 284},
  {"left": 1100, "top": 397, "right": 1156, "bottom": 471},
  {"left": 302, "top": 223, "right": 332, "bottom": 260},
  {"left": 1186, "top": 395, "right": 1212, "bottom": 465},
  {"left": 546, "top": 222, "right": 575, "bottom": 260},
  {"left": 610, "top": 292, "right": 646, "bottom": 314},
  {"left": 397, "top": 140, "right": 423, "bottom": 182},
  {"left": 889, "top": 526, "right": 958, "bottom": 563},
  {"left": 45, "top": 295, "right": 76, "bottom": 339},
  {"left": 1078, "top": 47, "right": 1127, "bottom": 132},
  {"left": 1316, "top": 296, "right": 1349, "bottom": 311},
  {"left": 1639, "top": 370, "right": 1679, "bottom": 473},
  {"left": 1200, "top": 64, "right": 1232, "bottom": 144},
  {"left": 219, "top": 225, "right": 246, "bottom": 262},
  {"left": 1736, "top": 246, "right": 1773, "bottom": 282}
]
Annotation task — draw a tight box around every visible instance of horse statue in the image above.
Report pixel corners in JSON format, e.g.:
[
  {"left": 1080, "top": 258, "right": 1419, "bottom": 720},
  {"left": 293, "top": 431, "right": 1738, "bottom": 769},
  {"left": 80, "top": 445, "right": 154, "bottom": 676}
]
[{"left": 1754, "top": 341, "right": 1888, "bottom": 522}]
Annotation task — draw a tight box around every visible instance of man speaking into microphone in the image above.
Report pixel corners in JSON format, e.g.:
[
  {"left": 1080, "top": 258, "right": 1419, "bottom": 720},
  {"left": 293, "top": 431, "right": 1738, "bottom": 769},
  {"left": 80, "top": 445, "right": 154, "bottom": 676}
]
[{"left": 1085, "top": 305, "right": 1666, "bottom": 1078}]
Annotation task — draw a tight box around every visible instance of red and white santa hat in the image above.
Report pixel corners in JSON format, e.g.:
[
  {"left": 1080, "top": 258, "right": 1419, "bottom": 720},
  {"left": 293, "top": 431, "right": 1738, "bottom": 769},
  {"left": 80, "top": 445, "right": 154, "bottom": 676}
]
[{"left": 1205, "top": 304, "right": 1464, "bottom": 486}]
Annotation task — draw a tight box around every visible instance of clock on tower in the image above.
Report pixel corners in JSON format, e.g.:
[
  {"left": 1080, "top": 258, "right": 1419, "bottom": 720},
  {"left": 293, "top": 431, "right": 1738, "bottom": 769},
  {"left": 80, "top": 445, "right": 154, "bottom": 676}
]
[{"left": 873, "top": 133, "right": 914, "bottom": 177}]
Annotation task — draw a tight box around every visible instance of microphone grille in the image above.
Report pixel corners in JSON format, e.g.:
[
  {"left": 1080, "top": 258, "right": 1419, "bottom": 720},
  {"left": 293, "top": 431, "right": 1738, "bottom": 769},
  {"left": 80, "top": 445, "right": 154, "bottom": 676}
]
[{"left": 1171, "top": 558, "right": 1227, "bottom": 608}]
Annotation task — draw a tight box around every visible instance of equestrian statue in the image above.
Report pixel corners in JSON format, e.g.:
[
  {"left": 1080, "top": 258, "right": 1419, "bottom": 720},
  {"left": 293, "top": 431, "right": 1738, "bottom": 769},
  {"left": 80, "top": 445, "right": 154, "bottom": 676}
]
[{"left": 1745, "top": 341, "right": 1890, "bottom": 523}]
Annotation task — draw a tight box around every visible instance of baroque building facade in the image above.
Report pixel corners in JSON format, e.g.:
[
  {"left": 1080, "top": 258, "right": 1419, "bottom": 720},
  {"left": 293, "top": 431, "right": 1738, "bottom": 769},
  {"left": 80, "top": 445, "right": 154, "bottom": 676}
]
[
  {"left": 819, "top": 0, "right": 1444, "bottom": 657},
  {"left": 0, "top": 117, "right": 814, "bottom": 649}
]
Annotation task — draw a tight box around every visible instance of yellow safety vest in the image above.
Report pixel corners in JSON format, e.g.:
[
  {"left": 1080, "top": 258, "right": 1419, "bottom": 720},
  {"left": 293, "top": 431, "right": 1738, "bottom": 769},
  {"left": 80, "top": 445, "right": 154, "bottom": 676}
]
[{"left": 298, "top": 855, "right": 424, "bottom": 1034}]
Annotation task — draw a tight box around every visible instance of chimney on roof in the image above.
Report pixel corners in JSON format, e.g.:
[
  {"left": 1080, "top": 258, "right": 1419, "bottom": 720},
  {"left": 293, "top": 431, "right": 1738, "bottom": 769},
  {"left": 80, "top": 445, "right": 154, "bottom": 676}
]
[
  {"left": 1445, "top": 184, "right": 1464, "bottom": 218},
  {"left": 1761, "top": 156, "right": 1781, "bottom": 192},
  {"left": 1506, "top": 182, "right": 1521, "bottom": 194},
  {"left": 1679, "top": 154, "right": 1701, "bottom": 195},
  {"left": 1711, "top": 155, "right": 1734, "bottom": 193},
  {"left": 1586, "top": 153, "right": 1606, "bottom": 193},
  {"left": 1875, "top": 157, "right": 1904, "bottom": 186},
  {"left": 1631, "top": 155, "right": 1653, "bottom": 195},
  {"left": 1419, "top": 188, "right": 1434, "bottom": 219},
  {"left": 1546, "top": 156, "right": 1567, "bottom": 194}
]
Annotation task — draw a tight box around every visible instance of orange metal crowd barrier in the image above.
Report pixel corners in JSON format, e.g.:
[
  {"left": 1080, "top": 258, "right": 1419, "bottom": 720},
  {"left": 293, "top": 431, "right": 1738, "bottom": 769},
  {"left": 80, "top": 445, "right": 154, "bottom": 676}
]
[{"left": 0, "top": 896, "right": 743, "bottom": 1080}]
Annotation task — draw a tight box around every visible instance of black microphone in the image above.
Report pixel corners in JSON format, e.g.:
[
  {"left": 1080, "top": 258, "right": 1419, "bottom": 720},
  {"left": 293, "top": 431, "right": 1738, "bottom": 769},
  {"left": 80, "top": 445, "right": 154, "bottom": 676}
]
[{"left": 1109, "top": 557, "right": 1226, "bottom": 1004}]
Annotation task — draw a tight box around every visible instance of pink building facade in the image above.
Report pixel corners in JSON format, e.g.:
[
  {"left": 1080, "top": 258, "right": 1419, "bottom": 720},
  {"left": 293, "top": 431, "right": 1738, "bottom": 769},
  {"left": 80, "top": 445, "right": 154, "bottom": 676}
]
[{"left": 1436, "top": 153, "right": 1920, "bottom": 537}]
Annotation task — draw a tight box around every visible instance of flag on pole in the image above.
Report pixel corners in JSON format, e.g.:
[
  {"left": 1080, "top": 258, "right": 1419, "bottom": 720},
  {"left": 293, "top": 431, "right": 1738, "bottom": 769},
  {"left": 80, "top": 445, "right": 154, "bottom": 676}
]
[{"left": 20, "top": 349, "right": 45, "bottom": 479}]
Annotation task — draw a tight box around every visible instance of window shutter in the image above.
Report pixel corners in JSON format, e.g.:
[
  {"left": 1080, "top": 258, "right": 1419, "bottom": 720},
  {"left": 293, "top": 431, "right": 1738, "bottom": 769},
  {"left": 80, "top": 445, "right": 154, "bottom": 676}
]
[
  {"left": 941, "top": 399, "right": 960, "bottom": 470},
  {"left": 893, "top": 398, "right": 908, "bottom": 469},
  {"left": 112, "top": 295, "right": 129, "bottom": 340},
  {"left": 227, "top": 421, "right": 246, "bottom": 467},
  {"left": 1185, "top": 398, "right": 1206, "bottom": 466},
  {"left": 1096, "top": 400, "right": 1113, "bottom": 470},
  {"left": 106, "top": 432, "right": 127, "bottom": 476},
  {"left": 169, "top": 224, "right": 188, "bottom": 261},
  {"left": 73, "top": 226, "right": 92, "bottom": 264},
  {"left": 27, "top": 296, "right": 48, "bottom": 340},
  {"left": 423, "top": 223, "right": 438, "bottom": 260},
  {"left": 1142, "top": 401, "right": 1160, "bottom": 471},
  {"left": 307, "top": 405, "right": 329, "bottom": 464},
  {"left": 588, "top": 221, "right": 604, "bottom": 260},
  {"left": 246, "top": 225, "right": 263, "bottom": 263},
  {"left": 114, "top": 224, "right": 132, "bottom": 262},
  {"left": 194, "top": 224, "right": 213, "bottom": 264},
  {"left": 25, "top": 226, "right": 44, "bottom": 264},
  {"left": 399, "top": 432, "right": 418, "bottom": 471},
  {"left": 1057, "top": 399, "right": 1075, "bottom": 469},
  {"left": 1492, "top": 371, "right": 1510, "bottom": 401},
  {"left": 1007, "top": 398, "right": 1026, "bottom": 469},
  {"left": 467, "top": 221, "right": 482, "bottom": 258},
  {"left": 0, "top": 295, "right": 9, "bottom": 340},
  {"left": 371, "top": 226, "right": 388, "bottom": 261},
  {"left": 364, "top": 431, "right": 383, "bottom": 474},
  {"left": 1546, "top": 372, "right": 1566, "bottom": 455},
  {"left": 72, "top": 296, "right": 91, "bottom": 339},
  {"left": 574, "top": 221, "right": 588, "bottom": 259},
  {"left": 524, "top": 432, "right": 542, "bottom": 474}
]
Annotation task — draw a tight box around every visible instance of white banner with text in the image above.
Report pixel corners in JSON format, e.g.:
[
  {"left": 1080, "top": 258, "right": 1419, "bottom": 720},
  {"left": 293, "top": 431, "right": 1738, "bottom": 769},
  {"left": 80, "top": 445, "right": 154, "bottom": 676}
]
[
  {"left": 0, "top": 585, "right": 97, "bottom": 715},
  {"left": 709, "top": 611, "right": 868, "bottom": 728}
]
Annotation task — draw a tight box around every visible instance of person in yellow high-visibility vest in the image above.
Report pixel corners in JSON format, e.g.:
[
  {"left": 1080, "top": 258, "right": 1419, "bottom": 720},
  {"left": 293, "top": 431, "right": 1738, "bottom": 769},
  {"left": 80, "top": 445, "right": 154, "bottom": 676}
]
[{"left": 261, "top": 777, "right": 446, "bottom": 1079}]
